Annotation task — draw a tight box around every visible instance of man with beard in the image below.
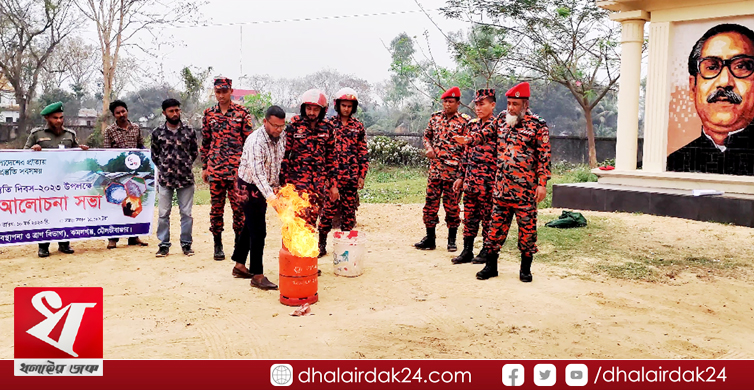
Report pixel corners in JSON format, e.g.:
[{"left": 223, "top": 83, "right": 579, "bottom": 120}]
[
  {"left": 103, "top": 99, "right": 148, "bottom": 249},
  {"left": 667, "top": 23, "right": 754, "bottom": 176},
  {"left": 201, "top": 76, "right": 254, "bottom": 261},
  {"left": 451, "top": 89, "right": 497, "bottom": 265},
  {"left": 317, "top": 88, "right": 369, "bottom": 258},
  {"left": 24, "top": 101, "right": 89, "bottom": 258},
  {"left": 414, "top": 86, "right": 469, "bottom": 253},
  {"left": 151, "top": 99, "right": 199, "bottom": 257},
  {"left": 279, "top": 89, "right": 339, "bottom": 231},
  {"left": 455, "top": 82, "right": 551, "bottom": 282}
]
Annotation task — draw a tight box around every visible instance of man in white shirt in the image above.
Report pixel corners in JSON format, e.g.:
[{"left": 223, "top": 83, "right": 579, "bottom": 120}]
[{"left": 232, "top": 106, "right": 286, "bottom": 290}]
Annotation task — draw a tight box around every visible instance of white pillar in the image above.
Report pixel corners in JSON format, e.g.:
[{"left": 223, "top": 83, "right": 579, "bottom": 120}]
[
  {"left": 612, "top": 10, "right": 649, "bottom": 171},
  {"left": 642, "top": 22, "right": 672, "bottom": 172}
]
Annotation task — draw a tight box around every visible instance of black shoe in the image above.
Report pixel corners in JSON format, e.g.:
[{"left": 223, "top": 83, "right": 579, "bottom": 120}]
[
  {"left": 447, "top": 227, "right": 458, "bottom": 252},
  {"left": 520, "top": 253, "right": 533, "bottom": 283},
  {"left": 452, "top": 237, "right": 475, "bottom": 264},
  {"left": 414, "top": 227, "right": 436, "bottom": 250},
  {"left": 213, "top": 234, "right": 224, "bottom": 260},
  {"left": 318, "top": 232, "right": 327, "bottom": 258},
  {"left": 472, "top": 247, "right": 488, "bottom": 264},
  {"left": 476, "top": 252, "right": 499, "bottom": 280},
  {"left": 58, "top": 243, "right": 74, "bottom": 254},
  {"left": 182, "top": 245, "right": 195, "bottom": 256},
  {"left": 155, "top": 246, "right": 169, "bottom": 257},
  {"left": 38, "top": 244, "right": 50, "bottom": 258}
]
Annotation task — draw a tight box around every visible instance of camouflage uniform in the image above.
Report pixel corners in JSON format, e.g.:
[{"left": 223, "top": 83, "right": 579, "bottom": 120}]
[
  {"left": 201, "top": 102, "right": 253, "bottom": 236},
  {"left": 470, "top": 110, "right": 551, "bottom": 256},
  {"left": 319, "top": 115, "right": 368, "bottom": 234},
  {"left": 422, "top": 110, "right": 469, "bottom": 229},
  {"left": 460, "top": 116, "right": 496, "bottom": 242},
  {"left": 279, "top": 115, "right": 337, "bottom": 228}
]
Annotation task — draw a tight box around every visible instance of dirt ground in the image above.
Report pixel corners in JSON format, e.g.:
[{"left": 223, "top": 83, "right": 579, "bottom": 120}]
[{"left": 1, "top": 204, "right": 753, "bottom": 359}]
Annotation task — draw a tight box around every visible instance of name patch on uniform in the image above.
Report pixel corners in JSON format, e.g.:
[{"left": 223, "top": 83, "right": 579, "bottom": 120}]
[
  {"left": 317, "top": 133, "right": 328, "bottom": 138},
  {"left": 294, "top": 133, "right": 306, "bottom": 139},
  {"left": 38, "top": 138, "right": 51, "bottom": 142}
]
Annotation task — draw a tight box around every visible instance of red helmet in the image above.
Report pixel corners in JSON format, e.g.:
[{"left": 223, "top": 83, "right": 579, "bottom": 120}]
[
  {"left": 333, "top": 87, "right": 358, "bottom": 103},
  {"left": 300, "top": 89, "right": 328, "bottom": 108},
  {"left": 333, "top": 87, "right": 359, "bottom": 116}
]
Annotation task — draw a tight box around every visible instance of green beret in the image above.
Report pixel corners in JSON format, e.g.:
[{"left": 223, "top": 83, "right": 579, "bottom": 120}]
[{"left": 40, "top": 101, "right": 64, "bottom": 116}]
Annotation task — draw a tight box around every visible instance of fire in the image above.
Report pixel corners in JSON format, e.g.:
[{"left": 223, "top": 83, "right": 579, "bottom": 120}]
[{"left": 270, "top": 184, "right": 319, "bottom": 258}]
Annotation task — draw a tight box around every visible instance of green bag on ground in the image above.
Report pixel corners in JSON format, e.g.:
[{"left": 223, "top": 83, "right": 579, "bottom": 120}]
[{"left": 545, "top": 211, "right": 588, "bottom": 229}]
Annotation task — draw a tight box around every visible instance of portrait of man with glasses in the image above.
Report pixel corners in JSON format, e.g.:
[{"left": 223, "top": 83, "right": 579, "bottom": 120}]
[{"left": 667, "top": 23, "right": 754, "bottom": 176}]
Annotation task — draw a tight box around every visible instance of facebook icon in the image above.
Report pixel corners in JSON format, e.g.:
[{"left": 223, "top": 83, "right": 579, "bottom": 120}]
[{"left": 502, "top": 364, "right": 525, "bottom": 386}]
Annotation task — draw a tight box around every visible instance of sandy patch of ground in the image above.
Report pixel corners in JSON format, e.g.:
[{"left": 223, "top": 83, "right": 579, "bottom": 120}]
[{"left": 1, "top": 204, "right": 753, "bottom": 359}]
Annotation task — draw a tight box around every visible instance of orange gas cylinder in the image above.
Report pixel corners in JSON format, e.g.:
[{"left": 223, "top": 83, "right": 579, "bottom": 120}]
[{"left": 279, "top": 245, "right": 318, "bottom": 306}]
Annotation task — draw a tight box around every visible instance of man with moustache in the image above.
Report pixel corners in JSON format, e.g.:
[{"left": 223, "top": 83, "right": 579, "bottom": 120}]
[
  {"left": 279, "top": 89, "right": 339, "bottom": 230},
  {"left": 102, "top": 99, "right": 148, "bottom": 249},
  {"left": 414, "top": 86, "right": 469, "bottom": 253},
  {"left": 201, "top": 76, "right": 254, "bottom": 261},
  {"left": 151, "top": 99, "right": 199, "bottom": 257},
  {"left": 455, "top": 82, "right": 551, "bottom": 282},
  {"left": 317, "top": 88, "right": 369, "bottom": 258},
  {"left": 24, "top": 101, "right": 90, "bottom": 258},
  {"left": 667, "top": 23, "right": 754, "bottom": 176},
  {"left": 451, "top": 89, "right": 497, "bottom": 265}
]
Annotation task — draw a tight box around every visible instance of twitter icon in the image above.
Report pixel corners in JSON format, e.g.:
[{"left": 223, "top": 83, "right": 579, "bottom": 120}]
[{"left": 534, "top": 364, "right": 556, "bottom": 386}]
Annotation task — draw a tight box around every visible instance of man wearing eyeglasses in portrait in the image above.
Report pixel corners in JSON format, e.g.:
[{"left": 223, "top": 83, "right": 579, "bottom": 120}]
[{"left": 667, "top": 23, "right": 754, "bottom": 176}]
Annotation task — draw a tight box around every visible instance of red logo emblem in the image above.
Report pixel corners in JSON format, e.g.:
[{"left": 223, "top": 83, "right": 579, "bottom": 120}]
[{"left": 14, "top": 287, "right": 103, "bottom": 359}]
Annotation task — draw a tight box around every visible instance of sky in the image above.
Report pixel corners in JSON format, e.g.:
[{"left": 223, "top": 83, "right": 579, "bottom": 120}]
[{"left": 79, "top": 0, "right": 471, "bottom": 91}]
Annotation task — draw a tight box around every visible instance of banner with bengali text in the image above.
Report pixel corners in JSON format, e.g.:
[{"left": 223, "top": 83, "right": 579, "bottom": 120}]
[{"left": 0, "top": 149, "right": 155, "bottom": 246}]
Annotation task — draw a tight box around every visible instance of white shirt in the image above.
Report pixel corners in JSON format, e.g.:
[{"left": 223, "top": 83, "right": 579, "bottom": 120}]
[{"left": 238, "top": 126, "right": 286, "bottom": 199}]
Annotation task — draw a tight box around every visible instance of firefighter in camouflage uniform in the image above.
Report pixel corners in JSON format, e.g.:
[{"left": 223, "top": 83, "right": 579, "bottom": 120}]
[
  {"left": 279, "top": 89, "right": 339, "bottom": 233},
  {"left": 455, "top": 82, "right": 551, "bottom": 282},
  {"left": 451, "top": 89, "right": 497, "bottom": 265},
  {"left": 318, "top": 88, "right": 369, "bottom": 258},
  {"left": 201, "top": 76, "right": 254, "bottom": 261},
  {"left": 414, "top": 86, "right": 470, "bottom": 253}
]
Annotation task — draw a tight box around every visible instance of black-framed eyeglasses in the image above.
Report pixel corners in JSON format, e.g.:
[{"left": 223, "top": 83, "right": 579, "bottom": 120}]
[
  {"left": 697, "top": 55, "right": 754, "bottom": 79},
  {"left": 268, "top": 122, "right": 286, "bottom": 130}
]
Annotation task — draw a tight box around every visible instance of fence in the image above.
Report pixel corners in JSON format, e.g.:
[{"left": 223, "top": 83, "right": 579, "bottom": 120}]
[{"left": 367, "top": 133, "right": 644, "bottom": 166}]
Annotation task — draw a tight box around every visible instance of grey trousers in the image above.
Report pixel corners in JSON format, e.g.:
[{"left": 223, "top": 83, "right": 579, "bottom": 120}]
[{"left": 157, "top": 184, "right": 194, "bottom": 248}]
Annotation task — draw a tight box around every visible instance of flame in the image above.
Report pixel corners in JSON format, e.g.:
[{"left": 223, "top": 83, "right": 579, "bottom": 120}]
[{"left": 270, "top": 184, "right": 319, "bottom": 258}]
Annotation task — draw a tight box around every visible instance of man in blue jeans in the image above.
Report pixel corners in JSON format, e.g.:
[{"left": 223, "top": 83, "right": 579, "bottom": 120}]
[{"left": 150, "top": 98, "right": 199, "bottom": 256}]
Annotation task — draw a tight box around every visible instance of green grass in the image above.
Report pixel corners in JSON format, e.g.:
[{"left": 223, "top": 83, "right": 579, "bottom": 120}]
[{"left": 359, "top": 164, "right": 427, "bottom": 203}]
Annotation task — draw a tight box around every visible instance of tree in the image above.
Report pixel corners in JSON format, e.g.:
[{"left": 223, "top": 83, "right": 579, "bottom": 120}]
[
  {"left": 0, "top": 0, "right": 79, "bottom": 134},
  {"left": 442, "top": 0, "right": 624, "bottom": 167},
  {"left": 179, "top": 66, "right": 213, "bottom": 128},
  {"left": 243, "top": 92, "right": 273, "bottom": 127},
  {"left": 75, "top": 0, "right": 198, "bottom": 130}
]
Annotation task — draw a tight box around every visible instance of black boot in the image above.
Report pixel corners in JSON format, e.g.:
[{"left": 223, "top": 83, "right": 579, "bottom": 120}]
[
  {"left": 414, "top": 227, "right": 436, "bottom": 250},
  {"left": 472, "top": 247, "right": 488, "bottom": 264},
  {"left": 318, "top": 232, "right": 328, "bottom": 258},
  {"left": 476, "top": 251, "right": 499, "bottom": 280},
  {"left": 451, "top": 237, "right": 475, "bottom": 264},
  {"left": 213, "top": 234, "right": 225, "bottom": 261},
  {"left": 58, "top": 242, "right": 74, "bottom": 254},
  {"left": 520, "top": 253, "right": 533, "bottom": 283},
  {"left": 38, "top": 243, "right": 50, "bottom": 258},
  {"left": 447, "top": 227, "right": 458, "bottom": 252}
]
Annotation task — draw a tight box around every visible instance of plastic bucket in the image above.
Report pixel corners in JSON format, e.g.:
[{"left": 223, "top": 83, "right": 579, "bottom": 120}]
[
  {"left": 332, "top": 230, "right": 365, "bottom": 277},
  {"left": 279, "top": 245, "right": 318, "bottom": 306}
]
